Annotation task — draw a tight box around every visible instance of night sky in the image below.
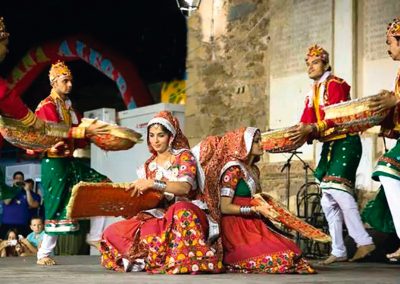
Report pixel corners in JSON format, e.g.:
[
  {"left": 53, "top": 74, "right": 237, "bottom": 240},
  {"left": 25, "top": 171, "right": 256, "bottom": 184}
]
[
  {"left": 0, "top": 0, "right": 187, "bottom": 158},
  {"left": 1, "top": 0, "right": 187, "bottom": 112}
]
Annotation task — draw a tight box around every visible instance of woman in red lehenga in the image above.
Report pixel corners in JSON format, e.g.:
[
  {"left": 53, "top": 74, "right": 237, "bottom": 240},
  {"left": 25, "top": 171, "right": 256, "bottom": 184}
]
[
  {"left": 100, "top": 111, "right": 223, "bottom": 274},
  {"left": 200, "top": 127, "right": 315, "bottom": 274}
]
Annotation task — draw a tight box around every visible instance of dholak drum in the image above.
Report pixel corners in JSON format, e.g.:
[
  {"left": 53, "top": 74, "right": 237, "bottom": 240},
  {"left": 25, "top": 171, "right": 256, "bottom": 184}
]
[
  {"left": 262, "top": 126, "right": 306, "bottom": 153},
  {"left": 79, "top": 118, "right": 142, "bottom": 151},
  {"left": 0, "top": 116, "right": 66, "bottom": 151},
  {"left": 66, "top": 182, "right": 163, "bottom": 219},
  {"left": 251, "top": 193, "right": 331, "bottom": 243},
  {"left": 324, "top": 94, "right": 391, "bottom": 134}
]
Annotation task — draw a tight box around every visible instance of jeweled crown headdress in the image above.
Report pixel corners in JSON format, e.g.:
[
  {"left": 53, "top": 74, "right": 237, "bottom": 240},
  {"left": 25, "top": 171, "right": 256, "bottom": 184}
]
[
  {"left": 0, "top": 17, "right": 10, "bottom": 41},
  {"left": 306, "top": 44, "right": 329, "bottom": 63},
  {"left": 49, "top": 60, "right": 72, "bottom": 82},
  {"left": 387, "top": 18, "right": 400, "bottom": 37}
]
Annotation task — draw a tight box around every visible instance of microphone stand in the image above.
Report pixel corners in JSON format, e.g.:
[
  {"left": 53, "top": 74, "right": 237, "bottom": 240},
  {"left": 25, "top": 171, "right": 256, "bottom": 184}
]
[{"left": 280, "top": 151, "right": 315, "bottom": 210}]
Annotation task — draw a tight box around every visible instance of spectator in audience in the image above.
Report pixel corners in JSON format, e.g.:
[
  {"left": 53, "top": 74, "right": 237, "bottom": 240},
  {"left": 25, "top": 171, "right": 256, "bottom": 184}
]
[
  {"left": 0, "top": 228, "right": 25, "bottom": 257},
  {"left": 24, "top": 179, "right": 41, "bottom": 220},
  {"left": 1, "top": 172, "right": 41, "bottom": 238},
  {"left": 20, "top": 217, "right": 45, "bottom": 255}
]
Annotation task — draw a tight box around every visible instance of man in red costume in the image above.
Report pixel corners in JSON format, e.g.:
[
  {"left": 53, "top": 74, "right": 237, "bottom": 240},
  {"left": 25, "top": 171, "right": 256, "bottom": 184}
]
[
  {"left": 35, "top": 61, "right": 109, "bottom": 266},
  {"left": 288, "top": 45, "right": 375, "bottom": 265}
]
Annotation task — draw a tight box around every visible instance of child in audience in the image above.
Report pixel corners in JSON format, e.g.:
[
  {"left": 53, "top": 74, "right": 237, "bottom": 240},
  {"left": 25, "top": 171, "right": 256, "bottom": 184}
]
[{"left": 20, "top": 217, "right": 45, "bottom": 255}]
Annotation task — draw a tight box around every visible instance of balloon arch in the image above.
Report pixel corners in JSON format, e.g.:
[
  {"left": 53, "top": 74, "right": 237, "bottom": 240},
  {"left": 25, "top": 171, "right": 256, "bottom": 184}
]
[
  {"left": 7, "top": 36, "right": 153, "bottom": 109},
  {"left": 0, "top": 36, "right": 153, "bottom": 151}
]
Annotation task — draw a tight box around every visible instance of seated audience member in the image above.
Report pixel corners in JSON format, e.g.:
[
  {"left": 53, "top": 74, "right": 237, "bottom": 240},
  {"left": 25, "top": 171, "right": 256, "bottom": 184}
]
[
  {"left": 20, "top": 217, "right": 45, "bottom": 255},
  {"left": 0, "top": 228, "right": 25, "bottom": 257}
]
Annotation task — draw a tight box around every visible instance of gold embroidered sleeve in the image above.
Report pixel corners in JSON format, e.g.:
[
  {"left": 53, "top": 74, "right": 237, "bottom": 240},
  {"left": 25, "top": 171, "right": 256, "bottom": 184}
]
[{"left": 19, "top": 110, "right": 37, "bottom": 127}]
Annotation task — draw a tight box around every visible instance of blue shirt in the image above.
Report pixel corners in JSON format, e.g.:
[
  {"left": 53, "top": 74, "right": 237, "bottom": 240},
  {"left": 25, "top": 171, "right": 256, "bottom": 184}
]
[
  {"left": 26, "top": 231, "right": 45, "bottom": 248},
  {"left": 2, "top": 191, "right": 41, "bottom": 225}
]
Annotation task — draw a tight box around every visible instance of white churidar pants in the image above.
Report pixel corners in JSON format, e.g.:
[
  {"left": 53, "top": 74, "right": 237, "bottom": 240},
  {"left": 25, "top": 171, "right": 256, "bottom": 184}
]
[
  {"left": 321, "top": 189, "right": 373, "bottom": 258},
  {"left": 380, "top": 176, "right": 400, "bottom": 239},
  {"left": 37, "top": 216, "right": 106, "bottom": 259}
]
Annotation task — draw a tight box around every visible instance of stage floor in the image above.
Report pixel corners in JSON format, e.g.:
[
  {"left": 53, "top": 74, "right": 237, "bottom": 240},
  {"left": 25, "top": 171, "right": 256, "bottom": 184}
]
[{"left": 0, "top": 256, "right": 399, "bottom": 284}]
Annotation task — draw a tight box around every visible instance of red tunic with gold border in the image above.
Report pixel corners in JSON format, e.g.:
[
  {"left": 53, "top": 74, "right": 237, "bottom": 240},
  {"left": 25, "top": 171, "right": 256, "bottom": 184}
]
[
  {"left": 0, "top": 77, "right": 36, "bottom": 125},
  {"left": 35, "top": 89, "right": 86, "bottom": 151},
  {"left": 35, "top": 90, "right": 108, "bottom": 235},
  {"left": 300, "top": 71, "right": 361, "bottom": 194},
  {"left": 300, "top": 71, "right": 351, "bottom": 141}
]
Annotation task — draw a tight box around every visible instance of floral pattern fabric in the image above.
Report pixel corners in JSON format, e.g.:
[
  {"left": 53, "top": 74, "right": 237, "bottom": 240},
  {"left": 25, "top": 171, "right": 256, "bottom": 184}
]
[
  {"left": 220, "top": 165, "right": 315, "bottom": 274},
  {"left": 221, "top": 166, "right": 243, "bottom": 190},
  {"left": 145, "top": 150, "right": 197, "bottom": 191},
  {"left": 141, "top": 202, "right": 223, "bottom": 274},
  {"left": 100, "top": 110, "right": 223, "bottom": 274}
]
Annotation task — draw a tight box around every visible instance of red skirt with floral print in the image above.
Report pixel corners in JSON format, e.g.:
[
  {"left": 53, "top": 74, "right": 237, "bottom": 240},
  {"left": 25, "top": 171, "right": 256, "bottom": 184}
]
[
  {"left": 100, "top": 201, "right": 223, "bottom": 274},
  {"left": 221, "top": 197, "right": 315, "bottom": 274}
]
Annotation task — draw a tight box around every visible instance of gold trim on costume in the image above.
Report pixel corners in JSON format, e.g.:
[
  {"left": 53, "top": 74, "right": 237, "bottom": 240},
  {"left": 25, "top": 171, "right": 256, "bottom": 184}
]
[
  {"left": 50, "top": 90, "right": 72, "bottom": 126},
  {"left": 19, "top": 110, "right": 37, "bottom": 126},
  {"left": 49, "top": 61, "right": 73, "bottom": 82},
  {"left": 71, "top": 127, "right": 85, "bottom": 139},
  {"left": 374, "top": 165, "right": 400, "bottom": 178},
  {"left": 313, "top": 83, "right": 321, "bottom": 123},
  {"left": 0, "top": 17, "right": 10, "bottom": 41},
  {"left": 320, "top": 181, "right": 353, "bottom": 194}
]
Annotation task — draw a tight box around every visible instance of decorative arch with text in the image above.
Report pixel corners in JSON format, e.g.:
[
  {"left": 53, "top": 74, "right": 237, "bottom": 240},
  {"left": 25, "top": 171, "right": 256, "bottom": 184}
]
[{"left": 7, "top": 36, "right": 153, "bottom": 109}]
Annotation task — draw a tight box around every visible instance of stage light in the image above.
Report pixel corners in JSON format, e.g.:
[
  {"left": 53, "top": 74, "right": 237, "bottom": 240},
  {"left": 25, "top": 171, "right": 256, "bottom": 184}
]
[{"left": 176, "top": 0, "right": 202, "bottom": 17}]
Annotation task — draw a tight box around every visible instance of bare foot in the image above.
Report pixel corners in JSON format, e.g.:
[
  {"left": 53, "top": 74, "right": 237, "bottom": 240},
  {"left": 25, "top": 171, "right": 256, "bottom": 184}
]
[
  {"left": 349, "top": 244, "right": 375, "bottom": 262},
  {"left": 37, "top": 257, "right": 56, "bottom": 266},
  {"left": 386, "top": 247, "right": 400, "bottom": 260},
  {"left": 318, "top": 255, "right": 347, "bottom": 265},
  {"left": 86, "top": 240, "right": 101, "bottom": 250}
]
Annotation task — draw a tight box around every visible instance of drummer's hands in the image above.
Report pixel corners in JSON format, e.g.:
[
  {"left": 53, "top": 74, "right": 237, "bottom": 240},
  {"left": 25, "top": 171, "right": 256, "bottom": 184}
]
[
  {"left": 85, "top": 123, "right": 110, "bottom": 137},
  {"left": 287, "top": 123, "right": 313, "bottom": 144},
  {"left": 32, "top": 117, "right": 45, "bottom": 131},
  {"left": 48, "top": 141, "right": 70, "bottom": 156},
  {"left": 370, "top": 90, "right": 399, "bottom": 113},
  {"left": 254, "top": 204, "right": 279, "bottom": 219},
  {"left": 126, "top": 179, "right": 154, "bottom": 197}
]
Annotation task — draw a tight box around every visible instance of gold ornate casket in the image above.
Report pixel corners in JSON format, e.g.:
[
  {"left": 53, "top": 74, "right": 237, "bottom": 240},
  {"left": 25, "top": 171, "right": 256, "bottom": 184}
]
[
  {"left": 324, "top": 94, "right": 390, "bottom": 134},
  {"left": 0, "top": 116, "right": 66, "bottom": 151},
  {"left": 79, "top": 118, "right": 142, "bottom": 151},
  {"left": 261, "top": 126, "right": 307, "bottom": 153},
  {"left": 251, "top": 193, "right": 331, "bottom": 243}
]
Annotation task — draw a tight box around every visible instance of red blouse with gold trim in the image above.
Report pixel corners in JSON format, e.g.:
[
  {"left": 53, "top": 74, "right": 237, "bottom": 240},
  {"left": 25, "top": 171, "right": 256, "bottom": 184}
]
[
  {"left": 0, "top": 77, "right": 36, "bottom": 126},
  {"left": 300, "top": 72, "right": 351, "bottom": 141},
  {"left": 35, "top": 90, "right": 87, "bottom": 157}
]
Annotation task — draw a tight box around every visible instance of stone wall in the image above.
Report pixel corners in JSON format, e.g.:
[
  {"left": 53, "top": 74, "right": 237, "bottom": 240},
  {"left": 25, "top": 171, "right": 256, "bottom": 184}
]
[
  {"left": 185, "top": 0, "right": 396, "bottom": 212},
  {"left": 186, "top": 0, "right": 324, "bottom": 211},
  {"left": 186, "top": 0, "right": 270, "bottom": 145}
]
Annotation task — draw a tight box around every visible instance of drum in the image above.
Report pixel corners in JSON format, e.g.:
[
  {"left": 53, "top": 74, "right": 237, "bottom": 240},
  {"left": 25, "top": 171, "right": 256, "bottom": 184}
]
[
  {"left": 261, "top": 126, "right": 306, "bottom": 153},
  {"left": 324, "top": 94, "right": 390, "bottom": 134},
  {"left": 79, "top": 118, "right": 142, "bottom": 151},
  {"left": 66, "top": 181, "right": 163, "bottom": 219},
  {"left": 251, "top": 193, "right": 331, "bottom": 243},
  {"left": 0, "top": 116, "right": 65, "bottom": 151}
]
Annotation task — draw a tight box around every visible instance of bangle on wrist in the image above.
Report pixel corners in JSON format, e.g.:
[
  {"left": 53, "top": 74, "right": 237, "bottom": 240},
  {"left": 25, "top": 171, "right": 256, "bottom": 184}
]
[
  {"left": 239, "top": 206, "right": 252, "bottom": 215},
  {"left": 153, "top": 179, "right": 167, "bottom": 192}
]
